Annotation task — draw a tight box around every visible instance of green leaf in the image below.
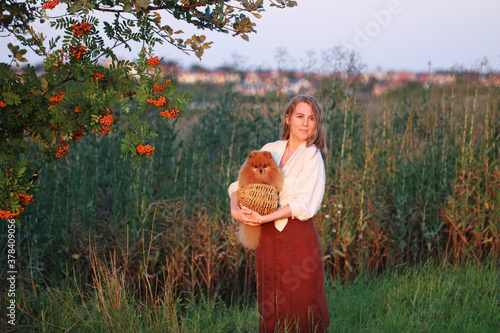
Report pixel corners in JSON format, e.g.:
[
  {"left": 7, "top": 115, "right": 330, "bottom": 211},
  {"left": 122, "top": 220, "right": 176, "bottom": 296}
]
[
  {"left": 2, "top": 92, "right": 22, "bottom": 105},
  {"left": 332, "top": 248, "right": 346, "bottom": 258},
  {"left": 17, "top": 167, "right": 27, "bottom": 178},
  {"left": 124, "top": 3, "right": 132, "bottom": 12},
  {"left": 136, "top": 0, "right": 150, "bottom": 9}
]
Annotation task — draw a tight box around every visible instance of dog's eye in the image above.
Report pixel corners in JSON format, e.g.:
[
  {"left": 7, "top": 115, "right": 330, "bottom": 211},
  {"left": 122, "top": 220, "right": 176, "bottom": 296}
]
[
  {"left": 263, "top": 164, "right": 267, "bottom": 168},
  {"left": 254, "top": 165, "right": 258, "bottom": 169}
]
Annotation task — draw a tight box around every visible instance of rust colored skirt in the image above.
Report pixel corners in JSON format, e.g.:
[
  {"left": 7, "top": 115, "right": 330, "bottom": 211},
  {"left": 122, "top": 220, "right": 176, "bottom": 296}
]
[{"left": 255, "top": 218, "right": 330, "bottom": 333}]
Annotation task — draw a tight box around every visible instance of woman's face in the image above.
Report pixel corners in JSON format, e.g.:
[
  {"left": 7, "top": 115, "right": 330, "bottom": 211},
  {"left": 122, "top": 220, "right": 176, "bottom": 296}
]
[{"left": 286, "top": 102, "right": 316, "bottom": 144}]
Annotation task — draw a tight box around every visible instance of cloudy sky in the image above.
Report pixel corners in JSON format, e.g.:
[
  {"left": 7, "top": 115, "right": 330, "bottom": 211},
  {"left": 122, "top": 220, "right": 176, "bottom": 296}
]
[{"left": 2, "top": 0, "right": 499, "bottom": 72}]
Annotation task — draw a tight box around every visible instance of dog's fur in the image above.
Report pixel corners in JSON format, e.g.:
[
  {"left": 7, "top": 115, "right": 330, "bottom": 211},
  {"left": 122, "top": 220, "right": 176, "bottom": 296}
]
[{"left": 237, "top": 151, "right": 284, "bottom": 249}]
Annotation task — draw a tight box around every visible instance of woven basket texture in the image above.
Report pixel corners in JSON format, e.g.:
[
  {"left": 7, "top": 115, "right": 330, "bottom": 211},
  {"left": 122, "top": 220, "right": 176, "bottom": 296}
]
[{"left": 239, "top": 183, "right": 279, "bottom": 215}]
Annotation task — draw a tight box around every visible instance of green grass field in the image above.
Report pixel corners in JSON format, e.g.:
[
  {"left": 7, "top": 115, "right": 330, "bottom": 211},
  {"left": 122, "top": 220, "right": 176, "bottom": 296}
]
[{"left": 2, "top": 260, "right": 498, "bottom": 332}]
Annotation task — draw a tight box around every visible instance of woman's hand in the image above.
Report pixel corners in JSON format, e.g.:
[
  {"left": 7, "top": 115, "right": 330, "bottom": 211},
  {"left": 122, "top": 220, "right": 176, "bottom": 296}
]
[
  {"left": 230, "top": 191, "right": 262, "bottom": 225},
  {"left": 231, "top": 206, "right": 263, "bottom": 226}
]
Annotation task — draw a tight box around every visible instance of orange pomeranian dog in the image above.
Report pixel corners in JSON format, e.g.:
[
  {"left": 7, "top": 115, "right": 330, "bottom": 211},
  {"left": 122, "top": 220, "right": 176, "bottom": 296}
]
[{"left": 237, "top": 151, "right": 284, "bottom": 249}]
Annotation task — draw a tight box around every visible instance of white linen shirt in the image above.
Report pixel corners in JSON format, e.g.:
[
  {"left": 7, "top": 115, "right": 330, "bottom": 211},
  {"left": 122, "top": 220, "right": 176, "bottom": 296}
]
[{"left": 228, "top": 140, "right": 326, "bottom": 231}]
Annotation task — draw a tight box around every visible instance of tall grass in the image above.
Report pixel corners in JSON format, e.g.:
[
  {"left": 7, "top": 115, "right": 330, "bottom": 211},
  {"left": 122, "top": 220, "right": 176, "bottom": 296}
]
[
  {"left": 316, "top": 79, "right": 499, "bottom": 279},
  {"left": 1, "top": 72, "right": 498, "bottom": 328},
  {"left": 3, "top": 254, "right": 498, "bottom": 331}
]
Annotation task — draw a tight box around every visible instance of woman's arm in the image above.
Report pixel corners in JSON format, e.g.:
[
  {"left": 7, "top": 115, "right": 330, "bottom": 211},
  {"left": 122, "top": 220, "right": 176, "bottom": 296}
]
[
  {"left": 239, "top": 204, "right": 292, "bottom": 225},
  {"left": 260, "top": 204, "right": 292, "bottom": 224}
]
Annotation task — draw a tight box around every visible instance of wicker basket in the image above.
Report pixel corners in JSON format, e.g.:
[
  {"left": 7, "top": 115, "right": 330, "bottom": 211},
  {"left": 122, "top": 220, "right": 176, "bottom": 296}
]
[{"left": 238, "top": 183, "right": 279, "bottom": 215}]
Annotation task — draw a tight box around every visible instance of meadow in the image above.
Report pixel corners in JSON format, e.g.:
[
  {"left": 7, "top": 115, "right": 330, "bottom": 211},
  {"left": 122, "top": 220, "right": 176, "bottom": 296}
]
[
  {"left": 1, "top": 69, "right": 499, "bottom": 332},
  {"left": 5, "top": 260, "right": 500, "bottom": 332}
]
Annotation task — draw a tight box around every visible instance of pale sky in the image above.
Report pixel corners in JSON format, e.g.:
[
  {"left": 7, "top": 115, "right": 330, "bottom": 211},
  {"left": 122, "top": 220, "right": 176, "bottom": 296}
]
[
  {"left": 2, "top": 0, "right": 499, "bottom": 72},
  {"left": 171, "top": 0, "right": 500, "bottom": 72}
]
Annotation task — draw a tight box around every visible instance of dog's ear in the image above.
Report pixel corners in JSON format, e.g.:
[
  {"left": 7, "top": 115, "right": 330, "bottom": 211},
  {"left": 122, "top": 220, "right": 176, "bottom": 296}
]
[
  {"left": 263, "top": 151, "right": 272, "bottom": 159},
  {"left": 248, "top": 151, "right": 256, "bottom": 159}
]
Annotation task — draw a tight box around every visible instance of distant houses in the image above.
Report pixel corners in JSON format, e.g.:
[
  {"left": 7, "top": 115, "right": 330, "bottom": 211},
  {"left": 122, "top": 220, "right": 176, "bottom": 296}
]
[
  {"left": 175, "top": 68, "right": 314, "bottom": 95},
  {"left": 24, "top": 60, "right": 500, "bottom": 98},
  {"left": 172, "top": 65, "right": 500, "bottom": 97}
]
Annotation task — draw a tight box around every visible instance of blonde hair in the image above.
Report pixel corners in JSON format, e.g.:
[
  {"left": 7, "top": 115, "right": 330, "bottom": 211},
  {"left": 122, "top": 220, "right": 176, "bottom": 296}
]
[{"left": 281, "top": 95, "right": 327, "bottom": 163}]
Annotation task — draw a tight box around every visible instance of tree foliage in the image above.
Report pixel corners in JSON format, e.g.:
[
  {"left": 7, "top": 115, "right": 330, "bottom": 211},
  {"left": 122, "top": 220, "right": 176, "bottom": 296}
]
[{"left": 0, "top": 0, "right": 297, "bottom": 220}]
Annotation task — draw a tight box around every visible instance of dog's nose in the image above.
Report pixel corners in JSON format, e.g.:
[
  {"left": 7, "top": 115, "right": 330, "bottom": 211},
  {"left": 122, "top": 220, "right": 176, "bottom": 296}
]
[{"left": 259, "top": 169, "right": 264, "bottom": 174}]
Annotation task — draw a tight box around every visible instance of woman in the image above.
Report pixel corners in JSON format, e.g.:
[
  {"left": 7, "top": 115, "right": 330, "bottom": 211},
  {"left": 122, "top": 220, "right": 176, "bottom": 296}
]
[{"left": 229, "top": 95, "right": 330, "bottom": 332}]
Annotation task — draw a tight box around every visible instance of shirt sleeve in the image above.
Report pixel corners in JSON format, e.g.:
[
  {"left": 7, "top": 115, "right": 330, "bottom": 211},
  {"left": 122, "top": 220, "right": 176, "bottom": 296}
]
[
  {"left": 287, "top": 150, "right": 325, "bottom": 221},
  {"left": 228, "top": 180, "right": 238, "bottom": 198}
]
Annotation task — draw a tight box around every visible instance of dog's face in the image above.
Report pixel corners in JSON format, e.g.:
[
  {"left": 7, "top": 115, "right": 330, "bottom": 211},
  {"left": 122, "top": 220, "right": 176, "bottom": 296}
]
[
  {"left": 239, "top": 150, "right": 283, "bottom": 191},
  {"left": 246, "top": 151, "right": 274, "bottom": 175}
]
